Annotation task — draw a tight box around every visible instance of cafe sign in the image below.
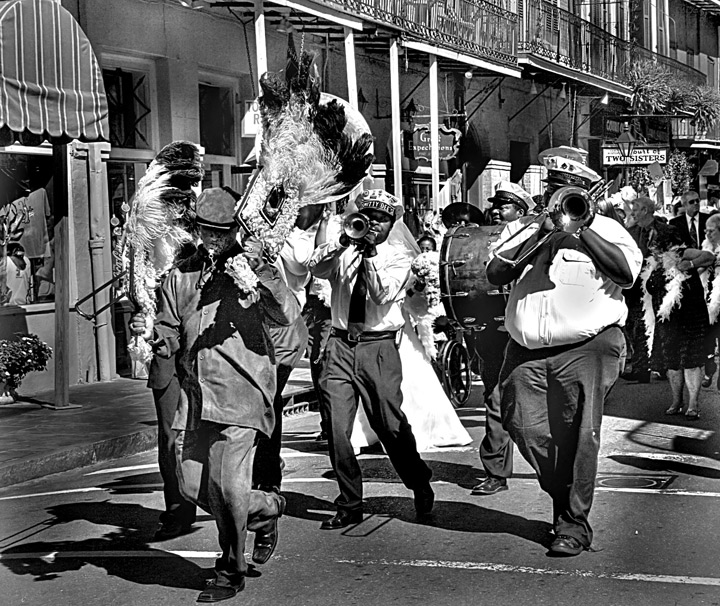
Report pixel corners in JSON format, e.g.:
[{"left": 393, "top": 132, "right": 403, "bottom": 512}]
[
  {"left": 602, "top": 146, "right": 668, "bottom": 166},
  {"left": 406, "top": 124, "right": 461, "bottom": 163}
]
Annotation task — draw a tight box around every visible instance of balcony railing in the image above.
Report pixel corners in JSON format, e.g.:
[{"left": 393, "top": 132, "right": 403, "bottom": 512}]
[
  {"left": 324, "top": 0, "right": 518, "bottom": 68},
  {"left": 630, "top": 46, "right": 706, "bottom": 87},
  {"left": 518, "top": 0, "right": 706, "bottom": 87}
]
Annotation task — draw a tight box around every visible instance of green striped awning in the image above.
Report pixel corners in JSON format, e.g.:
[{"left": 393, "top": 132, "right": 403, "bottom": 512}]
[{"left": 0, "top": 0, "right": 108, "bottom": 145}]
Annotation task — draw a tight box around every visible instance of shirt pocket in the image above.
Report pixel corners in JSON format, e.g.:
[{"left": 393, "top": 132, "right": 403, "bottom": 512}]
[{"left": 553, "top": 249, "right": 595, "bottom": 287}]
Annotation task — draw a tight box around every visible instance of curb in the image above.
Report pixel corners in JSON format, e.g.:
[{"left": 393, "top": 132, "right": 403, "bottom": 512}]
[
  {"left": 0, "top": 427, "right": 158, "bottom": 490},
  {"left": 0, "top": 397, "right": 319, "bottom": 490}
]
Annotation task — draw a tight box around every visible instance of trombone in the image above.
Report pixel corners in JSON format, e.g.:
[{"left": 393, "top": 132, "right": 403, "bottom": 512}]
[{"left": 492, "top": 179, "right": 612, "bottom": 268}]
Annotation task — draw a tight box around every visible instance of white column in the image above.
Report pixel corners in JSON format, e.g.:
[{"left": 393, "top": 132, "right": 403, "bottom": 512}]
[
  {"left": 344, "top": 27, "right": 358, "bottom": 110},
  {"left": 429, "top": 54, "right": 440, "bottom": 212},
  {"left": 390, "top": 39, "right": 402, "bottom": 199},
  {"left": 254, "top": 0, "right": 268, "bottom": 88}
]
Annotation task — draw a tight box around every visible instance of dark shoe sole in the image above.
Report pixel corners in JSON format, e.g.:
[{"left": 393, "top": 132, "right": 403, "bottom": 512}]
[{"left": 548, "top": 536, "right": 586, "bottom": 557}]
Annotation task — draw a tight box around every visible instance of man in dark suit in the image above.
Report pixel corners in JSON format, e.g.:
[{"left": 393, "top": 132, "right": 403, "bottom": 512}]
[{"left": 670, "top": 191, "right": 707, "bottom": 248}]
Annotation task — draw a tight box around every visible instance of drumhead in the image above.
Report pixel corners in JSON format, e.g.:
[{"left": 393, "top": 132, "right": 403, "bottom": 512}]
[{"left": 439, "top": 224, "right": 507, "bottom": 329}]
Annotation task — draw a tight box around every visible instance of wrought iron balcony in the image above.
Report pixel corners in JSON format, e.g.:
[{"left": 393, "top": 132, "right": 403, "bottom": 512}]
[
  {"left": 518, "top": 0, "right": 706, "bottom": 88},
  {"left": 322, "top": 0, "right": 518, "bottom": 68}
]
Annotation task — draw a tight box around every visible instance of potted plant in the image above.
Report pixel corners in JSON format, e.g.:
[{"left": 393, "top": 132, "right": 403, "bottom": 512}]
[{"left": 0, "top": 334, "right": 53, "bottom": 404}]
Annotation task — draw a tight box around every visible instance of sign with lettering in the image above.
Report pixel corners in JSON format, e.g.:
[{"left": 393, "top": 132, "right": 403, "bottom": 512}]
[
  {"left": 406, "top": 124, "right": 461, "bottom": 162},
  {"left": 241, "top": 99, "right": 261, "bottom": 137},
  {"left": 602, "top": 146, "right": 668, "bottom": 166}
]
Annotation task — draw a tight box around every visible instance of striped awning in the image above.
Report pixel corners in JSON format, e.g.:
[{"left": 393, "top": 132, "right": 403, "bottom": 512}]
[{"left": 0, "top": 0, "right": 108, "bottom": 145}]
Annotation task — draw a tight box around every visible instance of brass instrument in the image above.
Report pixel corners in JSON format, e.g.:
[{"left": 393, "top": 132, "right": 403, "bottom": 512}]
[
  {"left": 342, "top": 212, "right": 370, "bottom": 240},
  {"left": 493, "top": 179, "right": 612, "bottom": 268}
]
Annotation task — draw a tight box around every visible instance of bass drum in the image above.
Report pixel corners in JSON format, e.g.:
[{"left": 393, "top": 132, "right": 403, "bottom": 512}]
[{"left": 439, "top": 224, "right": 507, "bottom": 329}]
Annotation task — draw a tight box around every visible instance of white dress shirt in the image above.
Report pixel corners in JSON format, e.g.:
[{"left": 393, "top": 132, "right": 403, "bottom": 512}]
[
  {"left": 274, "top": 225, "right": 318, "bottom": 308},
  {"left": 310, "top": 238, "right": 411, "bottom": 332},
  {"left": 492, "top": 214, "right": 643, "bottom": 349}
]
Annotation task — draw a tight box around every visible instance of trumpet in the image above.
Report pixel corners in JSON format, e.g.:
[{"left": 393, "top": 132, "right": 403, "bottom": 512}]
[{"left": 342, "top": 212, "right": 370, "bottom": 240}]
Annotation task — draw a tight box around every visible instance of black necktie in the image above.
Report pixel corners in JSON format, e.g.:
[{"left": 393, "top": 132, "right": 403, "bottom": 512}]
[
  {"left": 348, "top": 256, "right": 367, "bottom": 337},
  {"left": 690, "top": 217, "right": 698, "bottom": 248}
]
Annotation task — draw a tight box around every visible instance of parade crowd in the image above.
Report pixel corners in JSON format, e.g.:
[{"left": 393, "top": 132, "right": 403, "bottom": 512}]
[{"left": 124, "top": 135, "right": 720, "bottom": 603}]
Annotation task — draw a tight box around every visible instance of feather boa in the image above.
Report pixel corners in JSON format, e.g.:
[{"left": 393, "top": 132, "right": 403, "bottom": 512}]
[
  {"left": 120, "top": 159, "right": 197, "bottom": 364},
  {"left": 639, "top": 256, "right": 657, "bottom": 354},
  {"left": 640, "top": 246, "right": 688, "bottom": 354},
  {"left": 701, "top": 237, "right": 720, "bottom": 324},
  {"left": 657, "top": 247, "right": 687, "bottom": 321}
]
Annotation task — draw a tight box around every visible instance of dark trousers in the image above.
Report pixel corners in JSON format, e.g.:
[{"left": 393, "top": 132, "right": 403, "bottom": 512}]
[
  {"left": 625, "top": 288, "right": 649, "bottom": 374},
  {"left": 499, "top": 327, "right": 625, "bottom": 548},
  {"left": 175, "top": 423, "right": 284, "bottom": 582},
  {"left": 319, "top": 336, "right": 432, "bottom": 513},
  {"left": 253, "top": 317, "right": 308, "bottom": 490},
  {"left": 302, "top": 294, "right": 333, "bottom": 433},
  {"left": 152, "top": 374, "right": 196, "bottom": 526},
  {"left": 474, "top": 324, "right": 513, "bottom": 480}
]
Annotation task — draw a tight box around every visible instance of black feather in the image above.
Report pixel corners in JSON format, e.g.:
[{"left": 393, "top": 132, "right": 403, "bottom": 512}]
[
  {"left": 336, "top": 133, "right": 375, "bottom": 188},
  {"left": 313, "top": 100, "right": 347, "bottom": 155},
  {"left": 153, "top": 141, "right": 204, "bottom": 187}
]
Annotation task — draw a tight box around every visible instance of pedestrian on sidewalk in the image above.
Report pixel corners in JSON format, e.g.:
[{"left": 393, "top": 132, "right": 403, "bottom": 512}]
[
  {"left": 134, "top": 188, "right": 297, "bottom": 602},
  {"left": 310, "top": 189, "right": 434, "bottom": 530},
  {"left": 487, "top": 149, "right": 642, "bottom": 557}
]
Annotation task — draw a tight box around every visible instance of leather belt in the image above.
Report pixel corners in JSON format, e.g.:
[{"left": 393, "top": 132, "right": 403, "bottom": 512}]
[{"left": 331, "top": 328, "right": 398, "bottom": 344}]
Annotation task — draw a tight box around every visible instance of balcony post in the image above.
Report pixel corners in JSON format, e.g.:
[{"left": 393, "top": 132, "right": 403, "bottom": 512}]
[
  {"left": 253, "top": 0, "right": 267, "bottom": 89},
  {"left": 390, "top": 39, "right": 403, "bottom": 200},
  {"left": 429, "top": 54, "right": 440, "bottom": 212},
  {"left": 344, "top": 27, "right": 358, "bottom": 110}
]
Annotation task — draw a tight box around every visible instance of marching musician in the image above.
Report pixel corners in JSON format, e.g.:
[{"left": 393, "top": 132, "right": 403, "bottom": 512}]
[
  {"left": 471, "top": 181, "right": 535, "bottom": 497},
  {"left": 486, "top": 151, "right": 642, "bottom": 557},
  {"left": 309, "top": 189, "right": 434, "bottom": 530},
  {"left": 144, "top": 189, "right": 295, "bottom": 602}
]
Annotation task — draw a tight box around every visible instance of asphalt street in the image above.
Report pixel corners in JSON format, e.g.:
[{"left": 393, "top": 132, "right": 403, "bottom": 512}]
[{"left": 2, "top": 377, "right": 720, "bottom": 606}]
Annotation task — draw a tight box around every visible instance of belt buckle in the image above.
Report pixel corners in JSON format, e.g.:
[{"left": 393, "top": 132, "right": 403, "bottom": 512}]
[{"left": 347, "top": 325, "right": 362, "bottom": 342}]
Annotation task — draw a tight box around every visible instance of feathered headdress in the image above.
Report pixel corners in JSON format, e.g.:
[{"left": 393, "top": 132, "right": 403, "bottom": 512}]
[
  {"left": 116, "top": 140, "right": 204, "bottom": 362},
  {"left": 236, "top": 44, "right": 375, "bottom": 257}
]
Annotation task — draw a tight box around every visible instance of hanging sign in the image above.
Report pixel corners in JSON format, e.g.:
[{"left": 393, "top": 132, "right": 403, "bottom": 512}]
[
  {"left": 406, "top": 124, "right": 461, "bottom": 163},
  {"left": 602, "top": 146, "right": 668, "bottom": 166}
]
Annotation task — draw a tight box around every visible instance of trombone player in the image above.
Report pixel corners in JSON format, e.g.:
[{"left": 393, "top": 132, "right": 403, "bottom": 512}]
[{"left": 486, "top": 150, "right": 642, "bottom": 557}]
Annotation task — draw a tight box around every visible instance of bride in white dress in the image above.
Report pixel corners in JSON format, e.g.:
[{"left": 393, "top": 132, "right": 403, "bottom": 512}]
[{"left": 351, "top": 288, "right": 472, "bottom": 453}]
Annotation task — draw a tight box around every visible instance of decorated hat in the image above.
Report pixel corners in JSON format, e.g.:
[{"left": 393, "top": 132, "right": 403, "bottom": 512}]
[
  {"left": 356, "top": 189, "right": 403, "bottom": 220},
  {"left": 441, "top": 202, "right": 485, "bottom": 228},
  {"left": 196, "top": 188, "right": 238, "bottom": 230},
  {"left": 541, "top": 151, "right": 600, "bottom": 190},
  {"left": 488, "top": 181, "right": 535, "bottom": 213}
]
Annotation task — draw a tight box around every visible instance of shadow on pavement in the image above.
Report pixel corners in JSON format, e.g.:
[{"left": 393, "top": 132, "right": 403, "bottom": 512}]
[
  {"left": 281, "top": 491, "right": 552, "bottom": 547},
  {"left": 0, "top": 501, "right": 209, "bottom": 590}
]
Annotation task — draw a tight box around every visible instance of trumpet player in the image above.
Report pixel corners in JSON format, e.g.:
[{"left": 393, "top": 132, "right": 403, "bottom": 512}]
[
  {"left": 486, "top": 151, "right": 642, "bottom": 557},
  {"left": 309, "top": 189, "right": 434, "bottom": 530}
]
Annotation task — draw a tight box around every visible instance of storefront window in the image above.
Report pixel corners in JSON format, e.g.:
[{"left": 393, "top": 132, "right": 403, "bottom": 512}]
[
  {"left": 199, "top": 83, "right": 236, "bottom": 158},
  {"left": 0, "top": 152, "right": 55, "bottom": 306}
]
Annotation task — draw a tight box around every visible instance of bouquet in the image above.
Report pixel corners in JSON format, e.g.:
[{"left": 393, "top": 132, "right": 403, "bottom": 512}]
[
  {"left": 225, "top": 254, "right": 260, "bottom": 307},
  {"left": 411, "top": 251, "right": 442, "bottom": 312}
]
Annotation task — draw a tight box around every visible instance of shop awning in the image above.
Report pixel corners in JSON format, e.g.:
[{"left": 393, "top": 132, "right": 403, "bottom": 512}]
[{"left": 0, "top": 0, "right": 108, "bottom": 145}]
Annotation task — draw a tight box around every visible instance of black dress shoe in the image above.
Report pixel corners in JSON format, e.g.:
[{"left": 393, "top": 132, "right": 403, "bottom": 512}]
[
  {"left": 152, "top": 519, "right": 195, "bottom": 541},
  {"left": 197, "top": 578, "right": 245, "bottom": 603},
  {"left": 548, "top": 534, "right": 586, "bottom": 557},
  {"left": 471, "top": 476, "right": 508, "bottom": 496},
  {"left": 413, "top": 484, "right": 435, "bottom": 516},
  {"left": 320, "top": 510, "right": 363, "bottom": 530},
  {"left": 252, "top": 495, "right": 286, "bottom": 565},
  {"left": 702, "top": 375, "right": 712, "bottom": 388},
  {"left": 623, "top": 370, "right": 650, "bottom": 383}
]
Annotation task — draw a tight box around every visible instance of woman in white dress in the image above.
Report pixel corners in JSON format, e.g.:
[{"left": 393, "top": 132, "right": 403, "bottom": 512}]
[{"left": 351, "top": 280, "right": 472, "bottom": 453}]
